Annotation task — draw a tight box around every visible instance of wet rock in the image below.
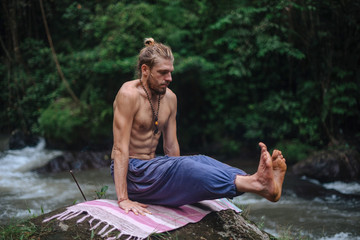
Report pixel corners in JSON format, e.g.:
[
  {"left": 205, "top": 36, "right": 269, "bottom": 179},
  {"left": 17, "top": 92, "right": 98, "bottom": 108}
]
[
  {"left": 9, "top": 129, "right": 39, "bottom": 150},
  {"left": 292, "top": 148, "right": 360, "bottom": 183},
  {"left": 283, "top": 173, "right": 360, "bottom": 201},
  {"left": 0, "top": 134, "right": 9, "bottom": 151},
  {"left": 30, "top": 207, "right": 274, "bottom": 240},
  {"left": 45, "top": 136, "right": 113, "bottom": 151},
  {"left": 35, "top": 151, "right": 111, "bottom": 173},
  {"left": 167, "top": 209, "right": 274, "bottom": 240}
]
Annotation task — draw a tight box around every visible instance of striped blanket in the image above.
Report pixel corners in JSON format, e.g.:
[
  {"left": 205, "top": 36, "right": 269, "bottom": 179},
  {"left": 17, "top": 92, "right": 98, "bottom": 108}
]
[{"left": 43, "top": 198, "right": 241, "bottom": 239}]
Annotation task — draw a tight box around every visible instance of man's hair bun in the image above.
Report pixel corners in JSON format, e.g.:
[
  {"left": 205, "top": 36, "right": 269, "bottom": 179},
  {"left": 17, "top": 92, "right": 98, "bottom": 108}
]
[
  {"left": 144, "top": 38, "right": 155, "bottom": 46},
  {"left": 137, "top": 37, "right": 173, "bottom": 77}
]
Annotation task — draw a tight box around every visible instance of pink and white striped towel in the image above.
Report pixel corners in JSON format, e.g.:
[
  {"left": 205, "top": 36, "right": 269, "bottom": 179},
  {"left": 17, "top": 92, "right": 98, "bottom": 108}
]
[{"left": 43, "top": 198, "right": 241, "bottom": 239}]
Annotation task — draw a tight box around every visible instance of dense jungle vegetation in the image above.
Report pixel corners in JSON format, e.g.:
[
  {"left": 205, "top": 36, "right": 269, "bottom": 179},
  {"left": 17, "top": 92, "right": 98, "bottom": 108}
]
[{"left": 1, "top": 0, "right": 359, "bottom": 162}]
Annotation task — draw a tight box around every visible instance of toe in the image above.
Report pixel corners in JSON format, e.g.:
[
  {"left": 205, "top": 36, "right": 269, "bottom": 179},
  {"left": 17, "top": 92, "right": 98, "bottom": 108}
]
[
  {"left": 272, "top": 149, "right": 280, "bottom": 159},
  {"left": 259, "top": 142, "right": 267, "bottom": 150}
]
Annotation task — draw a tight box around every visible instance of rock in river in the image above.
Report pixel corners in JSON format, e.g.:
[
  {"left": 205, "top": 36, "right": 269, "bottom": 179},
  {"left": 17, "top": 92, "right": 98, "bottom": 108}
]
[
  {"left": 29, "top": 206, "right": 274, "bottom": 240},
  {"left": 292, "top": 148, "right": 360, "bottom": 183},
  {"left": 35, "top": 150, "right": 111, "bottom": 173}
]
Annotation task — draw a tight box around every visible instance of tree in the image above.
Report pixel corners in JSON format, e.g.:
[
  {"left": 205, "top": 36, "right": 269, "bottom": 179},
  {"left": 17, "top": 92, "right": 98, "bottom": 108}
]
[{"left": 0, "top": 0, "right": 359, "bottom": 154}]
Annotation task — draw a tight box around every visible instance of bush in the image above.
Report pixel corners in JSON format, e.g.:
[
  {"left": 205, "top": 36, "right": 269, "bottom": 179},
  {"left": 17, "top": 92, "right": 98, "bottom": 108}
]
[
  {"left": 38, "top": 98, "right": 88, "bottom": 144},
  {"left": 274, "top": 139, "right": 316, "bottom": 164}
]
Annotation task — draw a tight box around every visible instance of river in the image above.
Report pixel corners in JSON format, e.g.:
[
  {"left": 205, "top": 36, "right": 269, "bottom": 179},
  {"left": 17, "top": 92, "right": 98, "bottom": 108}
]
[{"left": 0, "top": 138, "right": 359, "bottom": 239}]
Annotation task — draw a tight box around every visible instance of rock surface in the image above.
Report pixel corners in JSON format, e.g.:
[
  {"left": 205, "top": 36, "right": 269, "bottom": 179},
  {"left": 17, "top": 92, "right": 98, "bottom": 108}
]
[
  {"left": 292, "top": 148, "right": 360, "bottom": 183},
  {"left": 35, "top": 151, "right": 111, "bottom": 173},
  {"left": 9, "top": 129, "right": 39, "bottom": 150},
  {"left": 30, "top": 207, "right": 274, "bottom": 240},
  {"left": 283, "top": 172, "right": 360, "bottom": 202}
]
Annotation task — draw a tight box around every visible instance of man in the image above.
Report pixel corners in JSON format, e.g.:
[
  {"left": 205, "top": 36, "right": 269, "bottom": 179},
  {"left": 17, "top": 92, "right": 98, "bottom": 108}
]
[{"left": 111, "top": 38, "right": 287, "bottom": 215}]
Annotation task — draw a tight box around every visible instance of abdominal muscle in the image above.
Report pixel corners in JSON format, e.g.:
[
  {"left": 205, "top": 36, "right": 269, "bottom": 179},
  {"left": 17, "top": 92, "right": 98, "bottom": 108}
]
[{"left": 128, "top": 128, "right": 161, "bottom": 160}]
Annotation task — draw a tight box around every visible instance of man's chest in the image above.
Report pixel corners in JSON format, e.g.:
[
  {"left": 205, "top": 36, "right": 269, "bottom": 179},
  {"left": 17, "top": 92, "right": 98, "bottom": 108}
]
[{"left": 133, "top": 103, "right": 170, "bottom": 132}]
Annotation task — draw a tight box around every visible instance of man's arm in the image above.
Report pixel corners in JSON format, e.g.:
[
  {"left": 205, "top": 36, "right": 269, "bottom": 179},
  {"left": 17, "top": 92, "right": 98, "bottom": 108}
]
[
  {"left": 112, "top": 87, "right": 150, "bottom": 215},
  {"left": 163, "top": 92, "right": 180, "bottom": 156}
]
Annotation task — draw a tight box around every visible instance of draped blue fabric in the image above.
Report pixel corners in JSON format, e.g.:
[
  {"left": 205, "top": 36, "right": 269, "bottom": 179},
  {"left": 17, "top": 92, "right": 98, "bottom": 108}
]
[{"left": 110, "top": 155, "right": 247, "bottom": 206}]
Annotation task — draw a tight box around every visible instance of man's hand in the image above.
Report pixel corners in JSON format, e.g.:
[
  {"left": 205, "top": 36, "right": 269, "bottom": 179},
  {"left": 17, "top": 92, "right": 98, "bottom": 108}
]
[{"left": 118, "top": 199, "right": 152, "bottom": 215}]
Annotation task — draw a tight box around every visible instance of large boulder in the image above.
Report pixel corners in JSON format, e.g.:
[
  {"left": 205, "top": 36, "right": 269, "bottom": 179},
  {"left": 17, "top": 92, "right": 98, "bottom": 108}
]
[
  {"left": 9, "top": 129, "right": 39, "bottom": 150},
  {"left": 283, "top": 172, "right": 360, "bottom": 201},
  {"left": 292, "top": 148, "right": 360, "bottom": 183},
  {"left": 29, "top": 207, "right": 274, "bottom": 240},
  {"left": 35, "top": 151, "right": 111, "bottom": 173}
]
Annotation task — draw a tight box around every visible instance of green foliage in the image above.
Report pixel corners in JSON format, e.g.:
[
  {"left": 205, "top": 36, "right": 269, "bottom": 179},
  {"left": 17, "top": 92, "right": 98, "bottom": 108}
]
[
  {"left": 274, "top": 140, "right": 315, "bottom": 164},
  {"left": 37, "top": 97, "right": 112, "bottom": 145},
  {"left": 0, "top": 38, "right": 61, "bottom": 133},
  {"left": 0, "top": 219, "right": 37, "bottom": 240},
  {"left": 38, "top": 98, "right": 87, "bottom": 143},
  {"left": 95, "top": 185, "right": 109, "bottom": 199},
  {"left": 1, "top": 0, "right": 359, "bottom": 154}
]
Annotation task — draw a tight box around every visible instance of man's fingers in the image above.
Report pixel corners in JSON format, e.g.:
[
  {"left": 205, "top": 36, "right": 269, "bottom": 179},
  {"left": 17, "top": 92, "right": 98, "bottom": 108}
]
[
  {"left": 134, "top": 206, "right": 152, "bottom": 215},
  {"left": 132, "top": 208, "right": 139, "bottom": 215},
  {"left": 139, "top": 209, "right": 151, "bottom": 215},
  {"left": 142, "top": 208, "right": 152, "bottom": 215},
  {"left": 118, "top": 200, "right": 151, "bottom": 215},
  {"left": 126, "top": 206, "right": 151, "bottom": 216}
]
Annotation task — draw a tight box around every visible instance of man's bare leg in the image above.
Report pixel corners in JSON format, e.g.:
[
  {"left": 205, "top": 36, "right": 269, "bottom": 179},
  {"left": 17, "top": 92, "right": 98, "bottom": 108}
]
[{"left": 235, "top": 142, "right": 287, "bottom": 202}]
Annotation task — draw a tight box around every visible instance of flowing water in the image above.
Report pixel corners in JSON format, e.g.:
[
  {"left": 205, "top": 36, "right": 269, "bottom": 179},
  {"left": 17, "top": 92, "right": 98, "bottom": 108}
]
[{"left": 0, "top": 138, "right": 359, "bottom": 240}]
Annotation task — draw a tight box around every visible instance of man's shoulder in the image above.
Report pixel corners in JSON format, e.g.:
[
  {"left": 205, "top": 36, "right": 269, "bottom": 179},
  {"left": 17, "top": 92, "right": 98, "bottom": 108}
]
[
  {"left": 117, "top": 80, "right": 139, "bottom": 97},
  {"left": 165, "top": 89, "right": 177, "bottom": 104},
  {"left": 114, "top": 80, "right": 140, "bottom": 105},
  {"left": 163, "top": 88, "right": 177, "bottom": 112},
  {"left": 120, "top": 79, "right": 139, "bottom": 90},
  {"left": 165, "top": 88, "right": 177, "bottom": 102}
]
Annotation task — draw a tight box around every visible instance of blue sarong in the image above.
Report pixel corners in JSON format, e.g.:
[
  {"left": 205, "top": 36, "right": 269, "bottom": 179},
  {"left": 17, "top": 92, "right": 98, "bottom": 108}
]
[{"left": 110, "top": 155, "right": 247, "bottom": 206}]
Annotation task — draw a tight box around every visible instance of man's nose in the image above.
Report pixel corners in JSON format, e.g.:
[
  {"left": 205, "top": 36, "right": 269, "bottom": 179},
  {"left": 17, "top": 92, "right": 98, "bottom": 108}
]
[{"left": 165, "top": 73, "right": 172, "bottom": 82}]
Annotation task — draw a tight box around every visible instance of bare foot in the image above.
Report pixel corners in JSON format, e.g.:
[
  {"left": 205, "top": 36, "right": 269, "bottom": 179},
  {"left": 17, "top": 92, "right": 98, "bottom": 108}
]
[
  {"left": 271, "top": 147, "right": 287, "bottom": 201},
  {"left": 234, "top": 142, "right": 287, "bottom": 201},
  {"left": 254, "top": 142, "right": 287, "bottom": 202}
]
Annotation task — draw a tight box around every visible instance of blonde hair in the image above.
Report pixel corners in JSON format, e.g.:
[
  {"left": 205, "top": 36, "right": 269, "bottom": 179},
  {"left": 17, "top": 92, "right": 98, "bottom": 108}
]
[{"left": 137, "top": 38, "right": 174, "bottom": 77}]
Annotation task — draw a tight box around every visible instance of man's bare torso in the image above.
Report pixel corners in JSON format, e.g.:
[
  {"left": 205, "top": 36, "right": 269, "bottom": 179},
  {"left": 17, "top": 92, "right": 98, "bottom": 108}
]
[{"left": 111, "top": 80, "right": 175, "bottom": 160}]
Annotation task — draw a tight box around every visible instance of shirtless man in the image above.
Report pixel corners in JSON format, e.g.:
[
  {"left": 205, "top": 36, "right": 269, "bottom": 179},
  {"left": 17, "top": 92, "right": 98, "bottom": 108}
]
[{"left": 111, "top": 38, "right": 287, "bottom": 215}]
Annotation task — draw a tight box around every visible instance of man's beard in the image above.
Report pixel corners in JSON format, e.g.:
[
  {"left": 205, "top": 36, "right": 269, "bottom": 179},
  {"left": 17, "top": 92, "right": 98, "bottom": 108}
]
[{"left": 148, "top": 75, "right": 166, "bottom": 95}]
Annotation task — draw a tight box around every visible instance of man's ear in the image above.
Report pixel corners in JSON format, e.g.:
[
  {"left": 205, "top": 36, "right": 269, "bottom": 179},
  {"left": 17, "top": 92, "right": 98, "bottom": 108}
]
[{"left": 141, "top": 64, "right": 150, "bottom": 77}]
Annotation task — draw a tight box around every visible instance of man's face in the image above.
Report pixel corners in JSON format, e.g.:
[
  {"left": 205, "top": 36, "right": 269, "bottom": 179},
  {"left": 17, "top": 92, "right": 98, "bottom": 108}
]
[{"left": 147, "top": 58, "right": 174, "bottom": 95}]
